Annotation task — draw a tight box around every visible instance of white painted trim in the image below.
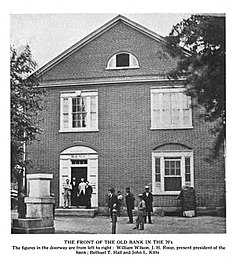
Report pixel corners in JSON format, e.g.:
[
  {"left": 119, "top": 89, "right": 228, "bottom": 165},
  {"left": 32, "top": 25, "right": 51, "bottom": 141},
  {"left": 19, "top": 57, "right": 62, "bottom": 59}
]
[
  {"left": 150, "top": 87, "right": 193, "bottom": 129},
  {"left": 59, "top": 129, "right": 99, "bottom": 133},
  {"left": 152, "top": 151, "right": 194, "bottom": 195},
  {"left": 151, "top": 87, "right": 186, "bottom": 93},
  {"left": 150, "top": 85, "right": 185, "bottom": 89},
  {"left": 61, "top": 146, "right": 97, "bottom": 155},
  {"left": 105, "top": 66, "right": 140, "bottom": 70},
  {"left": 59, "top": 147, "right": 98, "bottom": 207},
  {"left": 150, "top": 126, "right": 193, "bottom": 130},
  {"left": 106, "top": 52, "right": 140, "bottom": 69},
  {"left": 60, "top": 89, "right": 98, "bottom": 94},
  {"left": 161, "top": 151, "right": 193, "bottom": 157},
  {"left": 38, "top": 76, "right": 186, "bottom": 88},
  {"left": 60, "top": 91, "right": 98, "bottom": 132},
  {"left": 60, "top": 154, "right": 98, "bottom": 159},
  {"left": 61, "top": 91, "right": 98, "bottom": 98},
  {"left": 153, "top": 149, "right": 193, "bottom": 153}
]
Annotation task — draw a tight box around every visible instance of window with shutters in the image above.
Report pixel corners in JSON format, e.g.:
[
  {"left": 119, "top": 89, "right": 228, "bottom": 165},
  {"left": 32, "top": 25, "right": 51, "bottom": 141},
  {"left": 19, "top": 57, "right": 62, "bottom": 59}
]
[
  {"left": 151, "top": 88, "right": 192, "bottom": 129},
  {"left": 106, "top": 52, "right": 139, "bottom": 69},
  {"left": 60, "top": 91, "right": 98, "bottom": 132},
  {"left": 152, "top": 151, "right": 194, "bottom": 194}
]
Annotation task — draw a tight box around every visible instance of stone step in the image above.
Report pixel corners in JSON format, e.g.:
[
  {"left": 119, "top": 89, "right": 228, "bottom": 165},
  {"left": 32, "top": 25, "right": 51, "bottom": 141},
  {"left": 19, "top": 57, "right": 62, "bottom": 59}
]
[{"left": 55, "top": 208, "right": 98, "bottom": 218}]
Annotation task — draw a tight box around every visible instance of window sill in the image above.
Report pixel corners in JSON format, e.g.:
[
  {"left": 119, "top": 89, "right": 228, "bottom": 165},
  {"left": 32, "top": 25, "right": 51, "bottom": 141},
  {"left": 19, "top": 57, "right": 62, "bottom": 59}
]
[
  {"left": 59, "top": 129, "right": 99, "bottom": 133},
  {"left": 150, "top": 126, "right": 193, "bottom": 130},
  {"left": 105, "top": 66, "right": 140, "bottom": 70}
]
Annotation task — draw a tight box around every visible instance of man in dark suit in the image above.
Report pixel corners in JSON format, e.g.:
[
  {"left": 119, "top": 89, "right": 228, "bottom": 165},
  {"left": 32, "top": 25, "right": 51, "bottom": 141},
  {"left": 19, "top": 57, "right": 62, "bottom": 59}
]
[
  {"left": 125, "top": 187, "right": 135, "bottom": 223},
  {"left": 108, "top": 188, "right": 118, "bottom": 220},
  {"left": 142, "top": 186, "right": 153, "bottom": 224},
  {"left": 85, "top": 181, "right": 93, "bottom": 209},
  {"left": 71, "top": 177, "right": 78, "bottom": 207}
]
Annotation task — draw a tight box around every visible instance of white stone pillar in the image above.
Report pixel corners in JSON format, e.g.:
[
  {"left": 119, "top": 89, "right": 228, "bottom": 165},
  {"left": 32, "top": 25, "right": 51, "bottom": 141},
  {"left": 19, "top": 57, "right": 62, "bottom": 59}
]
[
  {"left": 12, "top": 173, "right": 55, "bottom": 234},
  {"left": 25, "top": 174, "right": 55, "bottom": 219}
]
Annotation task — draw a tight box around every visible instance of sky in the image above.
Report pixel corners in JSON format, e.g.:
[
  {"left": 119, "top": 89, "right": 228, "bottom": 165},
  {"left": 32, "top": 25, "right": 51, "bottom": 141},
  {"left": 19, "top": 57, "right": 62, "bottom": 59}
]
[{"left": 10, "top": 13, "right": 192, "bottom": 68}]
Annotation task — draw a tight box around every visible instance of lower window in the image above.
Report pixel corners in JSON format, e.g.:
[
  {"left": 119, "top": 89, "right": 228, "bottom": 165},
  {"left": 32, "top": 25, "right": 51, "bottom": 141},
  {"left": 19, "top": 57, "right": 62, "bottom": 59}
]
[{"left": 152, "top": 151, "right": 193, "bottom": 194}]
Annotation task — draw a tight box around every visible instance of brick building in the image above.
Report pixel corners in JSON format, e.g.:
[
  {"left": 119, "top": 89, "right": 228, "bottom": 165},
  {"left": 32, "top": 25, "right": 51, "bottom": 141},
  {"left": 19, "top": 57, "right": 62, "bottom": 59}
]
[{"left": 29, "top": 15, "right": 225, "bottom": 214}]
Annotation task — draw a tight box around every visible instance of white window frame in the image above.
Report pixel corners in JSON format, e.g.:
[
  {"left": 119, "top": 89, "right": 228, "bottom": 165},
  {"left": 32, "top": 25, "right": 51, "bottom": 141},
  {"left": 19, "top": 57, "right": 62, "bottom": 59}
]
[
  {"left": 60, "top": 91, "right": 98, "bottom": 132},
  {"left": 152, "top": 151, "right": 194, "bottom": 195},
  {"left": 150, "top": 87, "right": 193, "bottom": 129},
  {"left": 106, "top": 52, "right": 139, "bottom": 70}
]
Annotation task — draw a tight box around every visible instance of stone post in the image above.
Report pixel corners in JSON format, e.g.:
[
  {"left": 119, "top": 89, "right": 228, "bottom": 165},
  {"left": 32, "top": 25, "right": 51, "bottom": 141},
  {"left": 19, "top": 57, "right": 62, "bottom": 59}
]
[
  {"left": 12, "top": 174, "right": 55, "bottom": 234},
  {"left": 111, "top": 204, "right": 117, "bottom": 234}
]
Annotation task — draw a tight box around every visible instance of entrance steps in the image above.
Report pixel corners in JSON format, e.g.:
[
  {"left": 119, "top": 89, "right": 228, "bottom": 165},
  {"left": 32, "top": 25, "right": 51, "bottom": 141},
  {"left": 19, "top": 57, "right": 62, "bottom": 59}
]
[{"left": 55, "top": 206, "right": 98, "bottom": 218}]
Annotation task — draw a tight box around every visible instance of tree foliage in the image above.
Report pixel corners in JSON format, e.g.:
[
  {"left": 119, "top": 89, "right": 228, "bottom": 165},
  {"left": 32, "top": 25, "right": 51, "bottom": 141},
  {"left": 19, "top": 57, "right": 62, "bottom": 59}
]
[
  {"left": 11, "top": 45, "right": 45, "bottom": 180},
  {"left": 165, "top": 15, "right": 226, "bottom": 158}
]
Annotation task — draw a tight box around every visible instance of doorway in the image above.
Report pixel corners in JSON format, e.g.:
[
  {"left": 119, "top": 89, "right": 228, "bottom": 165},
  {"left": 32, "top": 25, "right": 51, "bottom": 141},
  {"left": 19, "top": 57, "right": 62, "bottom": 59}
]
[
  {"left": 71, "top": 167, "right": 87, "bottom": 182},
  {"left": 60, "top": 146, "right": 98, "bottom": 208},
  {"left": 71, "top": 167, "right": 87, "bottom": 206}
]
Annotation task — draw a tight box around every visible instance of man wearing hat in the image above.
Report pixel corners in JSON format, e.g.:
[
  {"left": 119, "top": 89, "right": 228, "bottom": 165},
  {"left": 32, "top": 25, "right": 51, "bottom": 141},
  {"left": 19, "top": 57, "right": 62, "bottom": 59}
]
[
  {"left": 108, "top": 188, "right": 118, "bottom": 220},
  {"left": 142, "top": 186, "right": 153, "bottom": 224},
  {"left": 125, "top": 187, "right": 135, "bottom": 223},
  {"left": 133, "top": 194, "right": 146, "bottom": 230}
]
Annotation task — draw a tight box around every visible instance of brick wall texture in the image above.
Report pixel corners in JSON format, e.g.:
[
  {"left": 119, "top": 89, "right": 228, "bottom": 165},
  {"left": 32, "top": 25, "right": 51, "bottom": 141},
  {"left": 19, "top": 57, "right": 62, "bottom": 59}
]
[{"left": 28, "top": 20, "right": 225, "bottom": 210}]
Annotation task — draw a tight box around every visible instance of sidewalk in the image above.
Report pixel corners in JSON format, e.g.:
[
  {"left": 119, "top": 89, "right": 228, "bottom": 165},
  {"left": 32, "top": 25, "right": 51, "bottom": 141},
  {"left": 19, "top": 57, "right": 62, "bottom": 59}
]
[{"left": 54, "top": 215, "right": 226, "bottom": 234}]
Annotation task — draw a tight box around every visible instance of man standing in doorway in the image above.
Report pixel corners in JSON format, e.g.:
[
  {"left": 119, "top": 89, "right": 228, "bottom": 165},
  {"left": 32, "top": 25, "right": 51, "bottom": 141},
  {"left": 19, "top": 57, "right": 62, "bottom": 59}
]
[
  {"left": 85, "top": 181, "right": 93, "bottom": 209},
  {"left": 71, "top": 177, "right": 78, "bottom": 207},
  {"left": 63, "top": 179, "right": 72, "bottom": 208},
  {"left": 78, "top": 178, "right": 86, "bottom": 207},
  {"left": 125, "top": 187, "right": 135, "bottom": 224},
  {"left": 142, "top": 186, "right": 153, "bottom": 224}
]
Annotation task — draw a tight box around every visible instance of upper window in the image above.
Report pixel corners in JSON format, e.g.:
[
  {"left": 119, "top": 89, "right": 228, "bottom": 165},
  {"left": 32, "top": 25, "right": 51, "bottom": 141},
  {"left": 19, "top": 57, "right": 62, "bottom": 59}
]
[
  {"left": 151, "top": 88, "right": 193, "bottom": 129},
  {"left": 106, "top": 52, "right": 139, "bottom": 69},
  {"left": 60, "top": 91, "right": 98, "bottom": 132},
  {"left": 116, "top": 53, "right": 129, "bottom": 67}
]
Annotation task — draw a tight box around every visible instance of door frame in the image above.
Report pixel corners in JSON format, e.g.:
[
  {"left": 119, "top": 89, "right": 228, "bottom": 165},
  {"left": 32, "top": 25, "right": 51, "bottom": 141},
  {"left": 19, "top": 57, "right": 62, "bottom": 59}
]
[{"left": 59, "top": 146, "right": 98, "bottom": 207}]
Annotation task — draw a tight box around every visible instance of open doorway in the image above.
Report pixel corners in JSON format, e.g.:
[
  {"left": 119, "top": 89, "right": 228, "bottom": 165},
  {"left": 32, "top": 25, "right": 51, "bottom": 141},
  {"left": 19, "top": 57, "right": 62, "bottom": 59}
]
[
  {"left": 60, "top": 146, "right": 98, "bottom": 208},
  {"left": 71, "top": 167, "right": 87, "bottom": 206},
  {"left": 71, "top": 167, "right": 87, "bottom": 182}
]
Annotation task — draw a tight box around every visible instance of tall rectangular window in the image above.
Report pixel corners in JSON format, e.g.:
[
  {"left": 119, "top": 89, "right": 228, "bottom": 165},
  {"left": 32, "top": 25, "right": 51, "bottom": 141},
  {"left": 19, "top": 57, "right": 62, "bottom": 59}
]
[
  {"left": 153, "top": 157, "right": 162, "bottom": 192},
  {"left": 62, "top": 97, "right": 69, "bottom": 129},
  {"left": 185, "top": 157, "right": 191, "bottom": 182},
  {"left": 60, "top": 91, "right": 98, "bottom": 132},
  {"left": 72, "top": 97, "right": 87, "bottom": 128},
  {"left": 151, "top": 88, "right": 192, "bottom": 129},
  {"left": 90, "top": 96, "right": 97, "bottom": 128},
  {"left": 164, "top": 158, "right": 182, "bottom": 191},
  {"left": 155, "top": 157, "right": 161, "bottom": 182}
]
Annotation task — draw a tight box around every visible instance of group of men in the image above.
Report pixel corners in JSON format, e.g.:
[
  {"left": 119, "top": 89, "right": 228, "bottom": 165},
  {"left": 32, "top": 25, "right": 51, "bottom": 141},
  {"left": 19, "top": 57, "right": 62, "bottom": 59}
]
[
  {"left": 63, "top": 178, "right": 93, "bottom": 209},
  {"left": 107, "top": 186, "right": 153, "bottom": 230}
]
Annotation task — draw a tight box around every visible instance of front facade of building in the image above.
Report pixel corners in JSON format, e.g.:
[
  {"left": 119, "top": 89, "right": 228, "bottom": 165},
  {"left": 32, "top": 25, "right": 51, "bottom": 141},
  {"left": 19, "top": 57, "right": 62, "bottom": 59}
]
[{"left": 29, "top": 15, "right": 225, "bottom": 214}]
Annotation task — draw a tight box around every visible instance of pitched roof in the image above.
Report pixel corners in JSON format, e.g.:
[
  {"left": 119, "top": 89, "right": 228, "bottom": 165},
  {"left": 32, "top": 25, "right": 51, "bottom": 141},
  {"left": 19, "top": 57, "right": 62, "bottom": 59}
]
[{"left": 34, "top": 14, "right": 167, "bottom": 77}]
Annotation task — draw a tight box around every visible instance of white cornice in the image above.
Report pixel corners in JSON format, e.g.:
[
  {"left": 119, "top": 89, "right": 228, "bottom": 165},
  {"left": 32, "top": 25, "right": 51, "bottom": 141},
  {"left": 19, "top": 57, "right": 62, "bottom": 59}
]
[{"left": 38, "top": 76, "right": 186, "bottom": 88}]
